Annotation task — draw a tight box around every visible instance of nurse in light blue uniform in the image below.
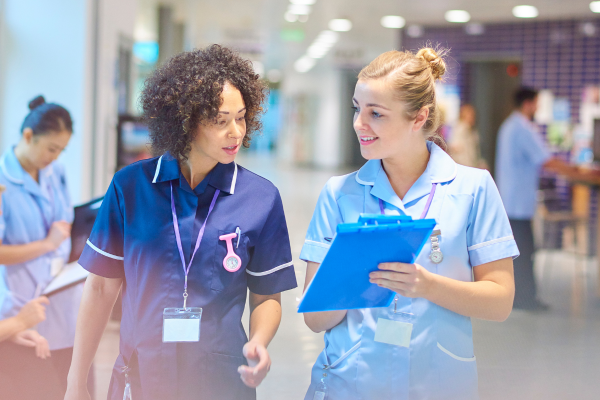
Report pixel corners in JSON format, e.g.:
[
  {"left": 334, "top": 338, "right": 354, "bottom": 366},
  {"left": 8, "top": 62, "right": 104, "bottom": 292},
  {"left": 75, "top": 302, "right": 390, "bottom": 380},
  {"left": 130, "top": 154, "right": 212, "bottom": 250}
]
[
  {"left": 301, "top": 49, "right": 519, "bottom": 400},
  {"left": 0, "top": 96, "right": 77, "bottom": 390}
]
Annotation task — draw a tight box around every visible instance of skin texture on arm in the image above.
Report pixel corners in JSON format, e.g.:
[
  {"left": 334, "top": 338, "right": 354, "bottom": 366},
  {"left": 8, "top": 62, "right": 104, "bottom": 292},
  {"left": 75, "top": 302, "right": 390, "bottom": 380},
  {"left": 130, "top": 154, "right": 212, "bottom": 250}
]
[
  {"left": 0, "top": 221, "right": 71, "bottom": 265},
  {"left": 64, "top": 273, "right": 122, "bottom": 400},
  {"left": 303, "top": 261, "right": 347, "bottom": 333},
  {"left": 0, "top": 296, "right": 49, "bottom": 342},
  {"left": 370, "top": 257, "right": 515, "bottom": 322},
  {"left": 238, "top": 292, "right": 282, "bottom": 388}
]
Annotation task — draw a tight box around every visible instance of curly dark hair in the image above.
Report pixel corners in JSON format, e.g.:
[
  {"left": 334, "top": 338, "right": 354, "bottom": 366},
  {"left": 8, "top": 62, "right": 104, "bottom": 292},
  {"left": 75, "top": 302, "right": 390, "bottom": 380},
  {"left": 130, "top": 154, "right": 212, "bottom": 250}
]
[{"left": 140, "top": 44, "right": 268, "bottom": 161}]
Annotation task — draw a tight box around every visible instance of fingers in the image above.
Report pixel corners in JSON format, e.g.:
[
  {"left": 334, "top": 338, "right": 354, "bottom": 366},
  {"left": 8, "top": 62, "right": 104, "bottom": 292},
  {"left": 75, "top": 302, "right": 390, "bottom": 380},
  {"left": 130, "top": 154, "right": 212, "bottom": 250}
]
[
  {"left": 34, "top": 296, "right": 50, "bottom": 306},
  {"left": 369, "top": 270, "right": 416, "bottom": 284},
  {"left": 377, "top": 262, "right": 416, "bottom": 273},
  {"left": 253, "top": 345, "right": 270, "bottom": 376},
  {"left": 239, "top": 343, "right": 270, "bottom": 388}
]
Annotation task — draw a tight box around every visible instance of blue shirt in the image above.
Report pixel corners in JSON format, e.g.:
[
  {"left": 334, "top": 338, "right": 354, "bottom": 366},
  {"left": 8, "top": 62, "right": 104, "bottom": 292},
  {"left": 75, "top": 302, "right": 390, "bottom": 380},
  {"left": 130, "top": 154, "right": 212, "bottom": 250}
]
[
  {"left": 79, "top": 153, "right": 297, "bottom": 400},
  {"left": 0, "top": 148, "right": 77, "bottom": 350},
  {"left": 300, "top": 142, "right": 519, "bottom": 400},
  {"left": 495, "top": 111, "right": 551, "bottom": 219}
]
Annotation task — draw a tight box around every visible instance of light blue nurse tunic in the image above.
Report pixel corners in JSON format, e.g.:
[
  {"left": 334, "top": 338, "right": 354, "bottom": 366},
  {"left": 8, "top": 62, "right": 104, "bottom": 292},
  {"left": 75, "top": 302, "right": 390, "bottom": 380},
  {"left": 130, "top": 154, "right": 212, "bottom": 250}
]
[
  {"left": 300, "top": 142, "right": 519, "bottom": 400},
  {"left": 0, "top": 148, "right": 78, "bottom": 351}
]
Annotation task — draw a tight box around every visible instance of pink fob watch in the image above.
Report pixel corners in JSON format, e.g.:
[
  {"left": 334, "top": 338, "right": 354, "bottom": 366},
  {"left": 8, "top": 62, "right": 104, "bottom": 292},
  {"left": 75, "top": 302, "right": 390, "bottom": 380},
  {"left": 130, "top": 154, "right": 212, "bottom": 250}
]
[{"left": 219, "top": 233, "right": 242, "bottom": 272}]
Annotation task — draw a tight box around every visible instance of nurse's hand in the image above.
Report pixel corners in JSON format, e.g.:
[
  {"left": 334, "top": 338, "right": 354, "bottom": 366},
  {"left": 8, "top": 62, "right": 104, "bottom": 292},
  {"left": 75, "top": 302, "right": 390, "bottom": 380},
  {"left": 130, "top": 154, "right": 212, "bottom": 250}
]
[
  {"left": 11, "top": 330, "right": 51, "bottom": 359},
  {"left": 238, "top": 340, "right": 271, "bottom": 388},
  {"left": 45, "top": 221, "right": 72, "bottom": 251},
  {"left": 369, "top": 262, "right": 433, "bottom": 298},
  {"left": 15, "top": 296, "right": 49, "bottom": 329}
]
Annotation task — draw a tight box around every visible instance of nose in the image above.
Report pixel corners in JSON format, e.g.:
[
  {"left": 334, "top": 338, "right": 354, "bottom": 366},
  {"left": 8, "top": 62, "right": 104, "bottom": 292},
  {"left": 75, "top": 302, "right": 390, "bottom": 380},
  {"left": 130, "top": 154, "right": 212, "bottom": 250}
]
[
  {"left": 353, "top": 111, "right": 367, "bottom": 132},
  {"left": 229, "top": 121, "right": 244, "bottom": 139}
]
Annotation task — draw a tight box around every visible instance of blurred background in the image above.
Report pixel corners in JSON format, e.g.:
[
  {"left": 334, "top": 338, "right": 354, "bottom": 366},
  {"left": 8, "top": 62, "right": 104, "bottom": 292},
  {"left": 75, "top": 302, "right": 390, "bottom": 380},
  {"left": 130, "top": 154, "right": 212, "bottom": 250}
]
[{"left": 2, "top": 0, "right": 600, "bottom": 399}]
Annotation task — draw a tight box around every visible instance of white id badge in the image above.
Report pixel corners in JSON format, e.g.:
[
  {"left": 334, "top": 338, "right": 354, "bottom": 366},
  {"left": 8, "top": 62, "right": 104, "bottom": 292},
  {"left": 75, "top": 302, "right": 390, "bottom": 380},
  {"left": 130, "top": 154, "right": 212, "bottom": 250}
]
[
  {"left": 50, "top": 257, "right": 65, "bottom": 277},
  {"left": 374, "top": 318, "right": 413, "bottom": 347},
  {"left": 162, "top": 307, "right": 202, "bottom": 343}
]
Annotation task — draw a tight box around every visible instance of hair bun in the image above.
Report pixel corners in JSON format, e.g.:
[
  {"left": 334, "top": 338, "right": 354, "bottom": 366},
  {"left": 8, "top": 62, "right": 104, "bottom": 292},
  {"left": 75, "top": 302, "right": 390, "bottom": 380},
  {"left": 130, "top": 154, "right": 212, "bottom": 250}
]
[
  {"left": 416, "top": 48, "right": 446, "bottom": 81},
  {"left": 28, "top": 95, "right": 46, "bottom": 110}
]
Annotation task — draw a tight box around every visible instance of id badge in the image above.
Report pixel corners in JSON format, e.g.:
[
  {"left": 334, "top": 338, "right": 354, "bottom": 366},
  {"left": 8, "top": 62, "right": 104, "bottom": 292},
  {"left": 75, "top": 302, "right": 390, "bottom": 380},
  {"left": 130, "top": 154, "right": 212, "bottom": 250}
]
[
  {"left": 50, "top": 257, "right": 65, "bottom": 277},
  {"left": 162, "top": 307, "right": 202, "bottom": 343},
  {"left": 374, "top": 317, "right": 413, "bottom": 347}
]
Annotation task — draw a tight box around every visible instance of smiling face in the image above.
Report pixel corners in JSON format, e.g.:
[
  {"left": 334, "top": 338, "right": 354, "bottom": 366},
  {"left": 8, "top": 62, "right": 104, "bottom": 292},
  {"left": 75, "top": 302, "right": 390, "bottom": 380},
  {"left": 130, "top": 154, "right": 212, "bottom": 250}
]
[
  {"left": 191, "top": 82, "right": 247, "bottom": 165},
  {"left": 22, "top": 128, "right": 72, "bottom": 170},
  {"left": 352, "top": 78, "right": 428, "bottom": 161}
]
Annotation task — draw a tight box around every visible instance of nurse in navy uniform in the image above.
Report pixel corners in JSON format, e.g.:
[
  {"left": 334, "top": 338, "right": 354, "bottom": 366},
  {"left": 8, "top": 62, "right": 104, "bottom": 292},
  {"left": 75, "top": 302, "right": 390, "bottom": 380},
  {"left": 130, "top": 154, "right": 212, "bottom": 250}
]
[{"left": 64, "top": 45, "right": 297, "bottom": 400}]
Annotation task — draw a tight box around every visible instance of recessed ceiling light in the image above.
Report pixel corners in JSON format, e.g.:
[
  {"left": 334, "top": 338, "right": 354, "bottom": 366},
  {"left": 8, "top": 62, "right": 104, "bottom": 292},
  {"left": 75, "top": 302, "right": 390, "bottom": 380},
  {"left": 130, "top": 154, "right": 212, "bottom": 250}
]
[
  {"left": 381, "top": 15, "right": 406, "bottom": 29},
  {"left": 407, "top": 25, "right": 424, "bottom": 38},
  {"left": 581, "top": 22, "right": 597, "bottom": 36},
  {"left": 512, "top": 5, "right": 539, "bottom": 18},
  {"left": 328, "top": 19, "right": 352, "bottom": 32},
  {"left": 445, "top": 10, "right": 471, "bottom": 23},
  {"left": 465, "top": 22, "right": 485, "bottom": 35},
  {"left": 284, "top": 12, "right": 298, "bottom": 22},
  {"left": 295, "top": 56, "right": 316, "bottom": 73},
  {"left": 288, "top": 4, "right": 311, "bottom": 15},
  {"left": 290, "top": 0, "right": 316, "bottom": 4},
  {"left": 590, "top": 1, "right": 600, "bottom": 12}
]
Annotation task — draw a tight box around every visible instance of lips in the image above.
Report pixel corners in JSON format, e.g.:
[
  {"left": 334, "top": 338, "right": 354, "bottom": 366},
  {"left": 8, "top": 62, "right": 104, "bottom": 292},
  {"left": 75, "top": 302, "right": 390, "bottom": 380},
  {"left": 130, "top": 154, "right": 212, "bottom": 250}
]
[
  {"left": 359, "top": 136, "right": 379, "bottom": 146},
  {"left": 223, "top": 144, "right": 240, "bottom": 155}
]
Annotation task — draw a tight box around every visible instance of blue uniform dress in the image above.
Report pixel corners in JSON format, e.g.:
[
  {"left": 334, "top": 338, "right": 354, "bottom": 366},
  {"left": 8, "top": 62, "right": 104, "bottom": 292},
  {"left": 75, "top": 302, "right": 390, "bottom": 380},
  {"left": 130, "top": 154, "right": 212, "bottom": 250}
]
[
  {"left": 79, "top": 153, "right": 297, "bottom": 400},
  {"left": 0, "top": 148, "right": 77, "bottom": 351},
  {"left": 300, "top": 142, "right": 519, "bottom": 400}
]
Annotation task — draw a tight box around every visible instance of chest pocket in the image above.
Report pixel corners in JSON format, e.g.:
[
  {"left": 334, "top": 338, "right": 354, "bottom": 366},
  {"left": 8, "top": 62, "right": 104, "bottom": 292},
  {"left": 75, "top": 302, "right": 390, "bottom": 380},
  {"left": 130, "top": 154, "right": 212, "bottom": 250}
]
[{"left": 211, "top": 230, "right": 250, "bottom": 292}]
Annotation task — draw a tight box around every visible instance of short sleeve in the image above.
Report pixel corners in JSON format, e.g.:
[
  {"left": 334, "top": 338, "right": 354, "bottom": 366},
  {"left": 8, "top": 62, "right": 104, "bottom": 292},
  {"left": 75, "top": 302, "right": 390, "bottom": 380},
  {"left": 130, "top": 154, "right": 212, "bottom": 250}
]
[
  {"left": 299, "top": 179, "right": 343, "bottom": 264},
  {"left": 519, "top": 124, "right": 551, "bottom": 167},
  {"left": 78, "top": 179, "right": 125, "bottom": 278},
  {"left": 467, "top": 171, "right": 520, "bottom": 267},
  {"left": 246, "top": 189, "right": 297, "bottom": 295}
]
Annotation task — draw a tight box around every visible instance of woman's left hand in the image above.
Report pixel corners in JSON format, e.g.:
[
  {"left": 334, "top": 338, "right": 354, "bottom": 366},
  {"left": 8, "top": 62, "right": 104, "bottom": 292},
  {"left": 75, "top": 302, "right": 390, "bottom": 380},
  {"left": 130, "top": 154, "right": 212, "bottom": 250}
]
[
  {"left": 369, "top": 262, "right": 434, "bottom": 298},
  {"left": 11, "top": 330, "right": 51, "bottom": 359},
  {"left": 238, "top": 340, "right": 271, "bottom": 388}
]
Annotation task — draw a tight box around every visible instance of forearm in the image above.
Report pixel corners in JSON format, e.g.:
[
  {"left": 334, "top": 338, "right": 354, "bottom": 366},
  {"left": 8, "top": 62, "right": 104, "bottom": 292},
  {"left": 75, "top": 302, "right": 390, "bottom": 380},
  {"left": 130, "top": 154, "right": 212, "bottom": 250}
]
[
  {"left": 67, "top": 274, "right": 122, "bottom": 385},
  {"left": 0, "top": 240, "right": 53, "bottom": 265},
  {"left": 0, "top": 317, "right": 26, "bottom": 342},
  {"left": 425, "top": 274, "right": 514, "bottom": 321},
  {"left": 248, "top": 294, "right": 281, "bottom": 347}
]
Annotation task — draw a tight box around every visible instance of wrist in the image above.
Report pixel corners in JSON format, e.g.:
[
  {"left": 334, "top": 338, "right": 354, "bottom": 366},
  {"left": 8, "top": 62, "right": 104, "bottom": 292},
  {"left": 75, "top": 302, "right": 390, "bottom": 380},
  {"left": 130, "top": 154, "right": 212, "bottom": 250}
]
[
  {"left": 40, "top": 238, "right": 56, "bottom": 253},
  {"left": 421, "top": 268, "right": 439, "bottom": 301},
  {"left": 11, "top": 315, "right": 29, "bottom": 332}
]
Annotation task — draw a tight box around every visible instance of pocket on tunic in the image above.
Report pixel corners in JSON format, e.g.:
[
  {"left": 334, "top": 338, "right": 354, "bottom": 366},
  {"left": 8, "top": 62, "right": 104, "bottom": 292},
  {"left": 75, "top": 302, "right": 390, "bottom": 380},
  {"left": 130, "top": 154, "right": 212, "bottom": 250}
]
[
  {"left": 436, "top": 342, "right": 479, "bottom": 400},
  {"left": 211, "top": 230, "right": 250, "bottom": 292}
]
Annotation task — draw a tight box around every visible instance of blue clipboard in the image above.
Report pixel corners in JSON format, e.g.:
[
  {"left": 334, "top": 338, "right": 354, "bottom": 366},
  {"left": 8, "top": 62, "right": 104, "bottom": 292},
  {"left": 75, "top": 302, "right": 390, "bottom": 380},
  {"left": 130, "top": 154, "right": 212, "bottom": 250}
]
[{"left": 298, "top": 214, "right": 436, "bottom": 313}]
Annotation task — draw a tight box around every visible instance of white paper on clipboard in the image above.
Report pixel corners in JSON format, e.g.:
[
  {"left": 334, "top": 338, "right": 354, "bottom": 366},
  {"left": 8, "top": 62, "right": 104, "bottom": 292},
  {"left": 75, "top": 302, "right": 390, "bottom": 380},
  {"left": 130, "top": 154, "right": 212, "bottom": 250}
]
[{"left": 42, "top": 262, "right": 89, "bottom": 296}]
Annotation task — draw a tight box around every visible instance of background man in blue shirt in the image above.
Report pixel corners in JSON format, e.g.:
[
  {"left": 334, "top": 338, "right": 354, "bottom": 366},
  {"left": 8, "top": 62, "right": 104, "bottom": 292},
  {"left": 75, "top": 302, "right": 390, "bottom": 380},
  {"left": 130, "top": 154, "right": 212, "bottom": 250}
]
[{"left": 496, "top": 87, "right": 573, "bottom": 310}]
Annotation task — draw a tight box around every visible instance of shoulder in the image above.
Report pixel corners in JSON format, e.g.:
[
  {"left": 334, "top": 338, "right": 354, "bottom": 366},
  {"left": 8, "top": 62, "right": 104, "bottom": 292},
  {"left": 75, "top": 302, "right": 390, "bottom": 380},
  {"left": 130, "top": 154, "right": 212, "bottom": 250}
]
[
  {"left": 450, "top": 165, "right": 495, "bottom": 195},
  {"left": 321, "top": 171, "right": 364, "bottom": 201},
  {"left": 235, "top": 164, "right": 281, "bottom": 202},
  {"left": 113, "top": 157, "right": 158, "bottom": 186}
]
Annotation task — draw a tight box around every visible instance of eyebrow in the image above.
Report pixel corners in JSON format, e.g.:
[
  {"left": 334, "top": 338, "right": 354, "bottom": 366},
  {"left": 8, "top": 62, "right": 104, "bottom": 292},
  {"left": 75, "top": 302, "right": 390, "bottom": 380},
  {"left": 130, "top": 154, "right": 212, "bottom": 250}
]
[
  {"left": 352, "top": 98, "right": 390, "bottom": 110},
  {"left": 219, "top": 107, "right": 247, "bottom": 115}
]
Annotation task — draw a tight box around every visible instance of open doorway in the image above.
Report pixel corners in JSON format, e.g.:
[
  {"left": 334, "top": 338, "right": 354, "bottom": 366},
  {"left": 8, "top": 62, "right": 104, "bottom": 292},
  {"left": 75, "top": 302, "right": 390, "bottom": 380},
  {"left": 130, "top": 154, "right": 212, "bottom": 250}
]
[{"left": 465, "top": 60, "right": 522, "bottom": 177}]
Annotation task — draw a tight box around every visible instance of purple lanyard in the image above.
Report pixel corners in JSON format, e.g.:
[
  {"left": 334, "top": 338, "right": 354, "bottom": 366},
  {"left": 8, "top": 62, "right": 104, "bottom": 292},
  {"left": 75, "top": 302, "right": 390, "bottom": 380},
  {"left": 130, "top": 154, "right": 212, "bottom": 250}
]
[
  {"left": 32, "top": 182, "right": 55, "bottom": 233},
  {"left": 170, "top": 181, "right": 220, "bottom": 308},
  {"left": 379, "top": 183, "right": 438, "bottom": 219}
]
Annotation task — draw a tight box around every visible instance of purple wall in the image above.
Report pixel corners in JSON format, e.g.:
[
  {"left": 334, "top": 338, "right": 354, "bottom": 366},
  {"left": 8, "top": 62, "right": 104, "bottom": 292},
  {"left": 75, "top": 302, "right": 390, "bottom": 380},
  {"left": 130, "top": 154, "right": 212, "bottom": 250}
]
[{"left": 401, "top": 19, "right": 600, "bottom": 123}]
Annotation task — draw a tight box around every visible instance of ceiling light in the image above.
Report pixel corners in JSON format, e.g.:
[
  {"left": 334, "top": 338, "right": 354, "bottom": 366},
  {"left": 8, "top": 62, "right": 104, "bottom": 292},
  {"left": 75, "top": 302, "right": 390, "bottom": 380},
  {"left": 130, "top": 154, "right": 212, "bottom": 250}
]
[
  {"left": 328, "top": 19, "right": 352, "bottom": 32},
  {"left": 465, "top": 22, "right": 485, "bottom": 35},
  {"left": 307, "top": 45, "right": 329, "bottom": 59},
  {"left": 284, "top": 12, "right": 298, "bottom": 22},
  {"left": 581, "top": 22, "right": 597, "bottom": 36},
  {"left": 290, "top": 0, "right": 316, "bottom": 4},
  {"left": 315, "top": 30, "right": 339, "bottom": 44},
  {"left": 445, "top": 10, "right": 471, "bottom": 23},
  {"left": 590, "top": 1, "right": 600, "bottom": 12},
  {"left": 381, "top": 15, "right": 406, "bottom": 29},
  {"left": 288, "top": 4, "right": 311, "bottom": 15},
  {"left": 512, "top": 5, "right": 538, "bottom": 18},
  {"left": 298, "top": 14, "right": 309, "bottom": 23},
  {"left": 406, "top": 25, "right": 424, "bottom": 38},
  {"left": 294, "top": 56, "right": 316, "bottom": 73}
]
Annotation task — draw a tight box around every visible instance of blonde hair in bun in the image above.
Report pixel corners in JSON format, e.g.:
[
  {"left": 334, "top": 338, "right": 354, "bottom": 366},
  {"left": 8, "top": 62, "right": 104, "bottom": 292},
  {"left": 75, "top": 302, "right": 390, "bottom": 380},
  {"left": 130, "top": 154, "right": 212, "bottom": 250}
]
[{"left": 358, "top": 46, "right": 449, "bottom": 147}]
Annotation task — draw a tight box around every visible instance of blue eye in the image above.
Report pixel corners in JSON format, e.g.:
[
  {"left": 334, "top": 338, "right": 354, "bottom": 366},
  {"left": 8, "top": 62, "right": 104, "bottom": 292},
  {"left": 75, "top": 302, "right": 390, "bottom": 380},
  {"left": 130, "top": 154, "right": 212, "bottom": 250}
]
[
  {"left": 352, "top": 106, "right": 359, "bottom": 113},
  {"left": 372, "top": 111, "right": 382, "bottom": 118}
]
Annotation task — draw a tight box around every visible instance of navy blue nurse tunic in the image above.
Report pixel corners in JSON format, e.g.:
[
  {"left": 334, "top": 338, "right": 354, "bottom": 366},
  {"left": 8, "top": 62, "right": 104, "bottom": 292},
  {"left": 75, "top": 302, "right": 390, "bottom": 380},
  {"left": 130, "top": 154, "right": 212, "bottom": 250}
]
[{"left": 79, "top": 153, "right": 297, "bottom": 400}]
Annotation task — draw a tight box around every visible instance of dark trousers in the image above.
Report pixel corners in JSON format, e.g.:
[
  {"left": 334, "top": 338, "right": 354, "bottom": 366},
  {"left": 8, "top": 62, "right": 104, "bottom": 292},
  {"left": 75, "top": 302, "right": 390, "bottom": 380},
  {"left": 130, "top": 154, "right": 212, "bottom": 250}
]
[
  {"left": 509, "top": 219, "right": 539, "bottom": 308},
  {"left": 0, "top": 341, "right": 62, "bottom": 400}
]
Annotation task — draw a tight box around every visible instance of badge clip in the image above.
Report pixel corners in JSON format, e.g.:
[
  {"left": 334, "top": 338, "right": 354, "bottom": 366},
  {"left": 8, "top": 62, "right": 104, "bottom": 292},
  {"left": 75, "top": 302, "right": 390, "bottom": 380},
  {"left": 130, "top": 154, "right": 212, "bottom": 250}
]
[{"left": 219, "top": 233, "right": 242, "bottom": 272}]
